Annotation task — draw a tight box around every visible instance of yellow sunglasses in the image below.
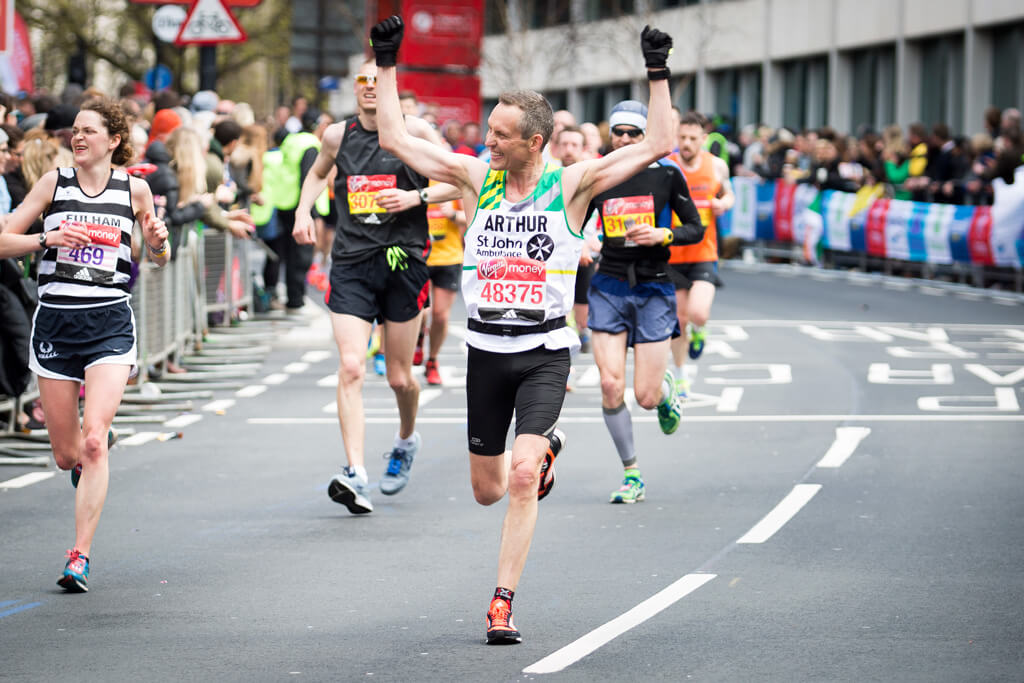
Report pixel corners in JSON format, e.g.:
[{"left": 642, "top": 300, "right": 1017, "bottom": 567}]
[{"left": 355, "top": 74, "right": 377, "bottom": 86}]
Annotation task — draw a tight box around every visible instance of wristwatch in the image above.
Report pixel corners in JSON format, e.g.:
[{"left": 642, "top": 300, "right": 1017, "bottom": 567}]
[
  {"left": 38, "top": 232, "right": 47, "bottom": 249},
  {"left": 419, "top": 188, "right": 429, "bottom": 205}
]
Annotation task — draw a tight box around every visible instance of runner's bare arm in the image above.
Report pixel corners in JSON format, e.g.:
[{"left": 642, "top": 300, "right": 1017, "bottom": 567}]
[
  {"left": 0, "top": 171, "right": 66, "bottom": 258},
  {"left": 370, "top": 18, "right": 486, "bottom": 205},
  {"left": 374, "top": 116, "right": 462, "bottom": 212},
  {"left": 131, "top": 176, "right": 170, "bottom": 266},
  {"left": 562, "top": 26, "right": 675, "bottom": 228},
  {"left": 294, "top": 123, "right": 345, "bottom": 244},
  {"left": 711, "top": 156, "right": 735, "bottom": 214}
]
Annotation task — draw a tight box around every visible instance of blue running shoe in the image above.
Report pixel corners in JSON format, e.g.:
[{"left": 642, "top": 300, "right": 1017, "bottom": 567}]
[
  {"left": 380, "top": 432, "right": 419, "bottom": 495},
  {"left": 373, "top": 353, "right": 386, "bottom": 376},
  {"left": 688, "top": 325, "right": 706, "bottom": 360},
  {"left": 57, "top": 549, "right": 89, "bottom": 593},
  {"left": 328, "top": 467, "right": 373, "bottom": 514}
]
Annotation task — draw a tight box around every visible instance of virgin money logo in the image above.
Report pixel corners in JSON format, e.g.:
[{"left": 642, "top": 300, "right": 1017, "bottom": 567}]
[
  {"left": 348, "top": 175, "right": 397, "bottom": 193},
  {"left": 85, "top": 223, "right": 121, "bottom": 247},
  {"left": 604, "top": 198, "right": 625, "bottom": 215},
  {"left": 478, "top": 258, "right": 507, "bottom": 280}
]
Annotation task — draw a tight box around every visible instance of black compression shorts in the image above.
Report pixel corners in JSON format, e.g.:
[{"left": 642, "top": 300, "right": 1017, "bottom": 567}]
[{"left": 466, "top": 345, "right": 570, "bottom": 456}]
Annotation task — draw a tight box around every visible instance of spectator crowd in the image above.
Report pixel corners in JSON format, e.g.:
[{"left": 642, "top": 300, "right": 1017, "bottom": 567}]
[{"left": 1, "top": 77, "right": 1022, "bottom": 433}]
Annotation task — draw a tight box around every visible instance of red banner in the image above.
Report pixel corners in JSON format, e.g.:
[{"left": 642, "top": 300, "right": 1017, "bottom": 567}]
[
  {"left": 772, "top": 179, "right": 796, "bottom": 243},
  {"left": 396, "top": 71, "right": 480, "bottom": 128},
  {"left": 401, "top": 1, "right": 482, "bottom": 68},
  {"left": 11, "top": 11, "right": 33, "bottom": 93},
  {"left": 865, "top": 198, "right": 890, "bottom": 257},
  {"left": 967, "top": 205, "right": 995, "bottom": 265}
]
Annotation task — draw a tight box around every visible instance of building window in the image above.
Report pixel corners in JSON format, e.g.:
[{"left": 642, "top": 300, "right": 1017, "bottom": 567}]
[
  {"left": 710, "top": 66, "right": 761, "bottom": 128},
  {"left": 674, "top": 74, "right": 697, "bottom": 114},
  {"left": 545, "top": 90, "right": 569, "bottom": 113},
  {"left": 583, "top": 0, "right": 636, "bottom": 22},
  {"left": 484, "top": 0, "right": 509, "bottom": 35},
  {"left": 581, "top": 83, "right": 631, "bottom": 123},
  {"left": 527, "top": 0, "right": 570, "bottom": 28},
  {"left": 650, "top": 0, "right": 702, "bottom": 7},
  {"left": 781, "top": 56, "right": 828, "bottom": 132},
  {"left": 919, "top": 34, "right": 964, "bottom": 133},
  {"left": 991, "top": 22, "right": 1024, "bottom": 113},
  {"left": 849, "top": 45, "right": 895, "bottom": 134}
]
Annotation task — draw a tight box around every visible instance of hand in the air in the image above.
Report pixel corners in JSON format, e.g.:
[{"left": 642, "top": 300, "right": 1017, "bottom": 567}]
[
  {"left": 370, "top": 15, "right": 405, "bottom": 67},
  {"left": 640, "top": 26, "right": 673, "bottom": 70}
]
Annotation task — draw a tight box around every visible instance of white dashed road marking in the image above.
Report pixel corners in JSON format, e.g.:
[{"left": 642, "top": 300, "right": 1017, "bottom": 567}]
[{"left": 736, "top": 484, "right": 823, "bottom": 544}]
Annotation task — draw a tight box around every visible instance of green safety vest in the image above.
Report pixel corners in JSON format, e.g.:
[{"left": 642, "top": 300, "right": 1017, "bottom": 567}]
[
  {"left": 277, "top": 131, "right": 329, "bottom": 214},
  {"left": 250, "top": 148, "right": 282, "bottom": 226},
  {"left": 703, "top": 131, "right": 729, "bottom": 165}
]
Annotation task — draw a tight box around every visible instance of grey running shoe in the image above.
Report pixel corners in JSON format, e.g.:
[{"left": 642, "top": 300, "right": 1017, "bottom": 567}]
[
  {"left": 380, "top": 432, "right": 420, "bottom": 496},
  {"left": 328, "top": 467, "right": 373, "bottom": 514}
]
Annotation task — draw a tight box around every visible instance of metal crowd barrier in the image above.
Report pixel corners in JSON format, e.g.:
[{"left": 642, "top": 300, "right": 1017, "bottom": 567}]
[
  {"left": 2, "top": 223, "right": 268, "bottom": 466},
  {"left": 198, "top": 228, "right": 254, "bottom": 328}
]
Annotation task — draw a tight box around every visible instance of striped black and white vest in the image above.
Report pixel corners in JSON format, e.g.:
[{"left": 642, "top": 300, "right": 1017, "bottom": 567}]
[{"left": 38, "top": 167, "right": 135, "bottom": 306}]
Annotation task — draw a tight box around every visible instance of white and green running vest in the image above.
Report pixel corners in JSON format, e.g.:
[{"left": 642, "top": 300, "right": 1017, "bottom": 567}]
[{"left": 462, "top": 163, "right": 584, "bottom": 353}]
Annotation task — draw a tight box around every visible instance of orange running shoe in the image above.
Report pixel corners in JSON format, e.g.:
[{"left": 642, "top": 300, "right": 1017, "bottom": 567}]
[
  {"left": 486, "top": 595, "right": 521, "bottom": 644},
  {"left": 537, "top": 427, "right": 565, "bottom": 501},
  {"left": 424, "top": 358, "right": 442, "bottom": 385}
]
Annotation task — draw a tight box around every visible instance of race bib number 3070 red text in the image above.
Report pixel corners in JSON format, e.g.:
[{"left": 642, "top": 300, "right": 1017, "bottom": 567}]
[{"left": 347, "top": 174, "right": 397, "bottom": 214}]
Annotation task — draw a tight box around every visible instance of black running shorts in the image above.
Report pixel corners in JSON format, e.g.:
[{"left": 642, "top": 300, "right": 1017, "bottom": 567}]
[
  {"left": 669, "top": 260, "right": 722, "bottom": 290},
  {"left": 30, "top": 299, "right": 137, "bottom": 382},
  {"left": 428, "top": 264, "right": 461, "bottom": 292},
  {"left": 328, "top": 250, "right": 429, "bottom": 323},
  {"left": 466, "top": 345, "right": 570, "bottom": 456}
]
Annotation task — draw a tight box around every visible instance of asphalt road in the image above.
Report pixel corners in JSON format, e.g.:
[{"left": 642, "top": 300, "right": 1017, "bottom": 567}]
[{"left": 2, "top": 263, "right": 1022, "bottom": 682}]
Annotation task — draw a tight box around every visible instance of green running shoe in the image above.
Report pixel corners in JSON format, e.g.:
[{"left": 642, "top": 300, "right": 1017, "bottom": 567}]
[
  {"left": 610, "top": 470, "right": 645, "bottom": 504},
  {"left": 674, "top": 376, "right": 690, "bottom": 399},
  {"left": 657, "top": 371, "right": 683, "bottom": 434},
  {"left": 688, "top": 325, "right": 706, "bottom": 360}
]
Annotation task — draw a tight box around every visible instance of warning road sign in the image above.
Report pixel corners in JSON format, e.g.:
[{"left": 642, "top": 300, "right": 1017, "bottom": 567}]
[{"left": 174, "top": 0, "right": 248, "bottom": 46}]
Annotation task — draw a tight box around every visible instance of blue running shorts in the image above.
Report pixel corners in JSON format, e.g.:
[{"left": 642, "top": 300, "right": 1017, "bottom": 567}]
[{"left": 587, "top": 272, "right": 680, "bottom": 347}]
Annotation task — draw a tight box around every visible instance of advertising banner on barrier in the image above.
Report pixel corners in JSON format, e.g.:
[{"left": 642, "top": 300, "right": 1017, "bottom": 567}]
[
  {"left": 989, "top": 167, "right": 1024, "bottom": 267},
  {"left": 755, "top": 181, "right": 776, "bottom": 241},
  {"left": 725, "top": 176, "right": 1024, "bottom": 268},
  {"left": 729, "top": 176, "right": 758, "bottom": 240}
]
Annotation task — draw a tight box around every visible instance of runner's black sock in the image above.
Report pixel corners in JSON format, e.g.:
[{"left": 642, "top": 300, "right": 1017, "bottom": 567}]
[{"left": 494, "top": 587, "right": 514, "bottom": 603}]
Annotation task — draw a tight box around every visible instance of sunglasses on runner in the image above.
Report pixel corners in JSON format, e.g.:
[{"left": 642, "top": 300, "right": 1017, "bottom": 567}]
[
  {"left": 355, "top": 74, "right": 377, "bottom": 86},
  {"left": 611, "top": 126, "right": 644, "bottom": 138}
]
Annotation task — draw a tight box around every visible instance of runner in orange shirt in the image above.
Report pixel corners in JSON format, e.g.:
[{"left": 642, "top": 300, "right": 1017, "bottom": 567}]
[{"left": 667, "top": 111, "right": 734, "bottom": 397}]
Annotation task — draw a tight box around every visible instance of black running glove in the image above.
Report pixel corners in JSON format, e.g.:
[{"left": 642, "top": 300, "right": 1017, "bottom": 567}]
[
  {"left": 640, "top": 25, "right": 673, "bottom": 69},
  {"left": 370, "top": 15, "right": 405, "bottom": 67}
]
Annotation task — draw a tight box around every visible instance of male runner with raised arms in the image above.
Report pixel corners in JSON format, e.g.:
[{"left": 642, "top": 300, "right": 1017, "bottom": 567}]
[
  {"left": 585, "top": 100, "right": 704, "bottom": 504},
  {"left": 293, "top": 60, "right": 455, "bottom": 515},
  {"left": 667, "top": 111, "right": 734, "bottom": 396},
  {"left": 369, "top": 15, "right": 676, "bottom": 644}
]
